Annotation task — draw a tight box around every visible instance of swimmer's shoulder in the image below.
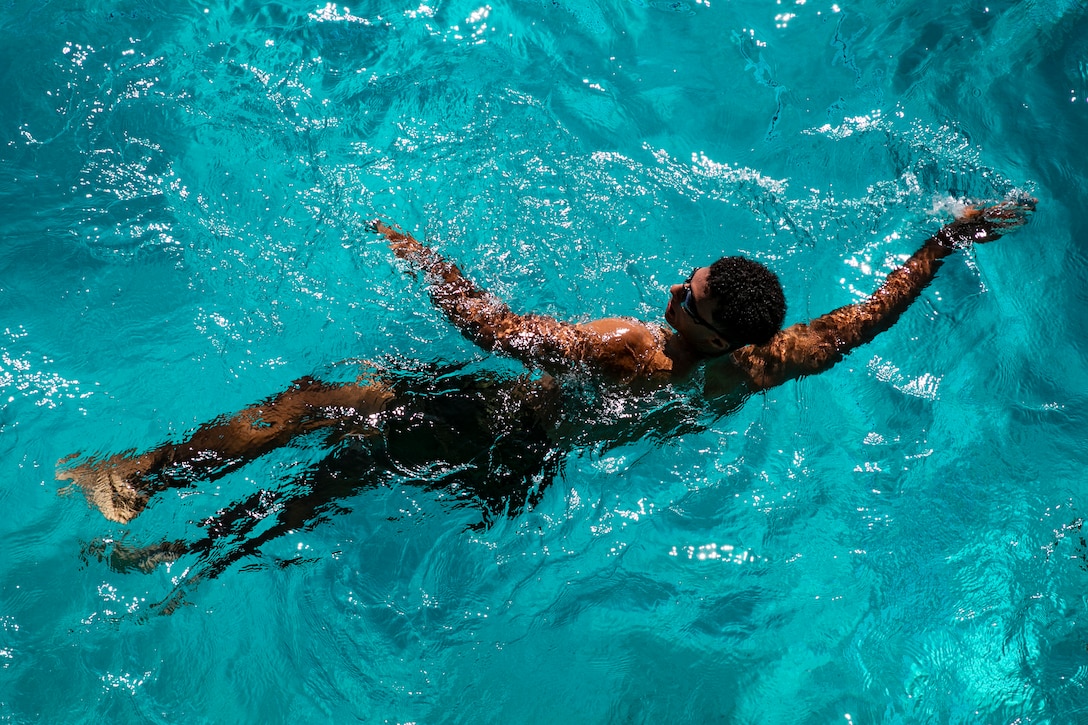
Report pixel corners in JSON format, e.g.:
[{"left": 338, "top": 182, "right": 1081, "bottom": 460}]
[
  {"left": 575, "top": 316, "right": 657, "bottom": 341},
  {"left": 573, "top": 317, "right": 677, "bottom": 378}
]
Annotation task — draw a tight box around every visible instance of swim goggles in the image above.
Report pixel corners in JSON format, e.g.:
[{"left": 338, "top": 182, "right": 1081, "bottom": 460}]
[{"left": 679, "top": 268, "right": 731, "bottom": 340}]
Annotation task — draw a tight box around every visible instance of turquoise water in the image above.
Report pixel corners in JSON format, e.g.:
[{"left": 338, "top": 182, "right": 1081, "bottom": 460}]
[{"left": 3, "top": 0, "right": 1088, "bottom": 721}]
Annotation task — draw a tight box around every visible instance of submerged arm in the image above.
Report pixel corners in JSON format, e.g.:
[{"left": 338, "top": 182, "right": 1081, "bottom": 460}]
[{"left": 734, "top": 200, "right": 1036, "bottom": 390}]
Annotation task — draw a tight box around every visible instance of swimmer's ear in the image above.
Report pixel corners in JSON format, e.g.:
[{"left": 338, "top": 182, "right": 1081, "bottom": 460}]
[{"left": 709, "top": 336, "right": 744, "bottom": 355}]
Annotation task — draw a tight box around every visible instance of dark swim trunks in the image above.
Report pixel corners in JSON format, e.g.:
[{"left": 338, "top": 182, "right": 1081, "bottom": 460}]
[{"left": 316, "top": 366, "right": 565, "bottom": 521}]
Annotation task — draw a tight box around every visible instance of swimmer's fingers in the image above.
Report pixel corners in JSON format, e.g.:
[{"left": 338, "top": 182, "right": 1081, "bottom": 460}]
[
  {"left": 980, "top": 200, "right": 1036, "bottom": 239},
  {"left": 368, "top": 218, "right": 401, "bottom": 238},
  {"left": 948, "top": 198, "right": 1036, "bottom": 246},
  {"left": 56, "top": 451, "right": 82, "bottom": 476},
  {"left": 981, "top": 197, "right": 1037, "bottom": 226},
  {"left": 370, "top": 218, "right": 425, "bottom": 258},
  {"left": 959, "top": 196, "right": 1036, "bottom": 221}
]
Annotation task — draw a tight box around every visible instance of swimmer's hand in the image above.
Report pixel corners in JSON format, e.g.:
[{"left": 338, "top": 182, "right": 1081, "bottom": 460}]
[
  {"left": 939, "top": 197, "right": 1037, "bottom": 248},
  {"left": 369, "top": 219, "right": 425, "bottom": 259},
  {"left": 370, "top": 218, "right": 463, "bottom": 285}
]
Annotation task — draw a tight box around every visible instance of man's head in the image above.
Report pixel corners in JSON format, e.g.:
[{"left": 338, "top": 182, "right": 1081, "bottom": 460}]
[{"left": 665, "top": 256, "right": 786, "bottom": 355}]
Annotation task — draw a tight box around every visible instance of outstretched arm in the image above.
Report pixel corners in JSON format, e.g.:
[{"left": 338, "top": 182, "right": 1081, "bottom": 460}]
[
  {"left": 733, "top": 199, "right": 1036, "bottom": 390},
  {"left": 372, "top": 221, "right": 671, "bottom": 378},
  {"left": 372, "top": 220, "right": 548, "bottom": 349}
]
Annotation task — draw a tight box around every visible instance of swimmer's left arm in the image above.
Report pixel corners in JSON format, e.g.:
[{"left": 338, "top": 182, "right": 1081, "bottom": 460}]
[{"left": 733, "top": 199, "right": 1036, "bottom": 390}]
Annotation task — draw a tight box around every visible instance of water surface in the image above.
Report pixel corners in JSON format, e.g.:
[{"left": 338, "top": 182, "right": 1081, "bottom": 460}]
[{"left": 2, "top": 0, "right": 1088, "bottom": 722}]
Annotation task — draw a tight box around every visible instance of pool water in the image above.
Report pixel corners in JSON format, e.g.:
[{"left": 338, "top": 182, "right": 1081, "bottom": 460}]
[{"left": 3, "top": 0, "right": 1088, "bottom": 721}]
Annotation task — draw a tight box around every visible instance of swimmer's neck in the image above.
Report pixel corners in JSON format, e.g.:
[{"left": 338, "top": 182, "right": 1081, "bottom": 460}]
[{"left": 660, "top": 325, "right": 715, "bottom": 377}]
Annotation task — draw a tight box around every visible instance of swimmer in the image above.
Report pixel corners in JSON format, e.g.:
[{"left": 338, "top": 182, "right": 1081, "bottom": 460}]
[{"left": 58, "top": 199, "right": 1035, "bottom": 533}]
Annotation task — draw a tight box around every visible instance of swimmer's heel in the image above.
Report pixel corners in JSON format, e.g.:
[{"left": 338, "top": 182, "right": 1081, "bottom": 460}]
[{"left": 57, "top": 457, "right": 150, "bottom": 524}]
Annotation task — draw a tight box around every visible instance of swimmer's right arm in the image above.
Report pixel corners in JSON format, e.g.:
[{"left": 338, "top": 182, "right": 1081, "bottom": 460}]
[
  {"left": 372, "top": 220, "right": 529, "bottom": 345},
  {"left": 372, "top": 220, "right": 640, "bottom": 374},
  {"left": 372, "top": 220, "right": 573, "bottom": 356}
]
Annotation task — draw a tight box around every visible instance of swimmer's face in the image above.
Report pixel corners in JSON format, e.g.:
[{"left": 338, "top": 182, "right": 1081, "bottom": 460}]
[{"left": 664, "top": 267, "right": 732, "bottom": 355}]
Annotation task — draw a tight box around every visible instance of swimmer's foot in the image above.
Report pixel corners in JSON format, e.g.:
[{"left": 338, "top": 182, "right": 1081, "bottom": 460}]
[
  {"left": 86, "top": 538, "right": 187, "bottom": 574},
  {"left": 57, "top": 455, "right": 151, "bottom": 524}
]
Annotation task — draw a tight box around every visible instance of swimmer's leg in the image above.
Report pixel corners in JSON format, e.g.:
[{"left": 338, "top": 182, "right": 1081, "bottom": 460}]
[
  {"left": 85, "top": 538, "right": 189, "bottom": 574},
  {"left": 89, "top": 454, "right": 381, "bottom": 578},
  {"left": 58, "top": 377, "right": 394, "bottom": 524}
]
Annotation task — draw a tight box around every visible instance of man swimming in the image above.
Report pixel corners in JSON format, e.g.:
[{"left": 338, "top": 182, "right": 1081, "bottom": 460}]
[{"left": 58, "top": 199, "right": 1034, "bottom": 537}]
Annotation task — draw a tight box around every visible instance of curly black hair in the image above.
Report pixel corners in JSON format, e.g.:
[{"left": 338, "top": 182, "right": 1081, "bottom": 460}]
[{"left": 705, "top": 256, "right": 786, "bottom": 347}]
